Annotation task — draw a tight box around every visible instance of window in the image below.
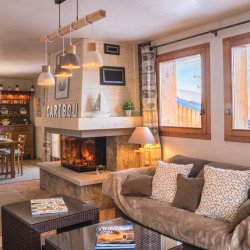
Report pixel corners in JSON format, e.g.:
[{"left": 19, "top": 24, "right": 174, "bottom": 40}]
[
  {"left": 224, "top": 32, "right": 250, "bottom": 142},
  {"left": 157, "top": 43, "right": 211, "bottom": 139}
]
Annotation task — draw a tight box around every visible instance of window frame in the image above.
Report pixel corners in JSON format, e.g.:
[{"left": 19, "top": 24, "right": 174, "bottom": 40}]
[
  {"left": 224, "top": 32, "right": 250, "bottom": 143},
  {"left": 157, "top": 43, "right": 211, "bottom": 140}
]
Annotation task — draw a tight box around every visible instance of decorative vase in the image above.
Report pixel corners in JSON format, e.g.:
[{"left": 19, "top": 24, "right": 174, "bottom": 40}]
[{"left": 125, "top": 110, "right": 132, "bottom": 117}]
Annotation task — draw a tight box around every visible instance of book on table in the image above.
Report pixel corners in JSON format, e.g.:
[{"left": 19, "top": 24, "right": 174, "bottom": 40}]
[
  {"left": 95, "top": 224, "right": 135, "bottom": 249},
  {"left": 30, "top": 197, "right": 68, "bottom": 216}
]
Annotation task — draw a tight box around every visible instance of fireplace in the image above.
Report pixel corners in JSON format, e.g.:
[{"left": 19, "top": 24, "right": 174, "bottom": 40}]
[{"left": 60, "top": 136, "right": 106, "bottom": 172}]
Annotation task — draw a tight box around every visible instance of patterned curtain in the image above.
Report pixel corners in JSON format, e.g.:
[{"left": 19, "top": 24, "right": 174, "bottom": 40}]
[{"left": 138, "top": 42, "right": 162, "bottom": 163}]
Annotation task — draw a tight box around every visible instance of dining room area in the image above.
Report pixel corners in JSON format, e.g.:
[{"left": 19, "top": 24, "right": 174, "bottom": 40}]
[{"left": 0, "top": 87, "right": 38, "bottom": 185}]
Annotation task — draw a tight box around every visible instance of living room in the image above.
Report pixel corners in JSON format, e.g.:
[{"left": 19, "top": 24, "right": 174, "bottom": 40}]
[{"left": 0, "top": 1, "right": 250, "bottom": 249}]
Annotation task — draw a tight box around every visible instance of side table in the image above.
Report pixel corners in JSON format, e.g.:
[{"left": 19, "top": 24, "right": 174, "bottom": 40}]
[{"left": 2, "top": 194, "right": 99, "bottom": 250}]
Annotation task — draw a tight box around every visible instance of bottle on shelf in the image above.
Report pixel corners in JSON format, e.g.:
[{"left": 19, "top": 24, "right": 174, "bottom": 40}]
[{"left": 15, "top": 85, "right": 19, "bottom": 91}]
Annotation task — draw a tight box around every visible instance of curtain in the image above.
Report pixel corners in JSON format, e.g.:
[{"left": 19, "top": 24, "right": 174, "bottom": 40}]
[{"left": 138, "top": 42, "right": 162, "bottom": 163}]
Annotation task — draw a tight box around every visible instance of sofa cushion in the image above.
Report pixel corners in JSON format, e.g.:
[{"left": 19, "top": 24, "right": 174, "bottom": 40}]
[
  {"left": 121, "top": 175, "right": 153, "bottom": 197},
  {"left": 196, "top": 166, "right": 250, "bottom": 222},
  {"left": 172, "top": 174, "right": 204, "bottom": 212},
  {"left": 198, "top": 161, "right": 250, "bottom": 199},
  {"left": 165, "top": 155, "right": 209, "bottom": 177},
  {"left": 229, "top": 199, "right": 250, "bottom": 232},
  {"left": 152, "top": 161, "right": 193, "bottom": 202}
]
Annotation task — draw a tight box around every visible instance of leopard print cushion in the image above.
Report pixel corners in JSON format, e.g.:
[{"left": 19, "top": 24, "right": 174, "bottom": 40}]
[
  {"left": 195, "top": 165, "right": 250, "bottom": 222},
  {"left": 152, "top": 161, "right": 193, "bottom": 202}
]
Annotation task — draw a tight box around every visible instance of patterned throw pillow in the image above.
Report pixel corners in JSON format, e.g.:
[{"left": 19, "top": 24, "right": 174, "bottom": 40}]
[
  {"left": 195, "top": 166, "right": 250, "bottom": 222},
  {"left": 152, "top": 161, "right": 193, "bottom": 202}
]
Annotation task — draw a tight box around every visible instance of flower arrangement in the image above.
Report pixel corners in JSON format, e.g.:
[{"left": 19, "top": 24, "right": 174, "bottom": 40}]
[{"left": 122, "top": 101, "right": 135, "bottom": 110}]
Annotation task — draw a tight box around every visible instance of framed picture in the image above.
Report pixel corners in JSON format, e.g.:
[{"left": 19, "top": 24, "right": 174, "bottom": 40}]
[
  {"left": 104, "top": 43, "right": 120, "bottom": 55},
  {"left": 55, "top": 77, "right": 70, "bottom": 99},
  {"left": 100, "top": 66, "right": 125, "bottom": 86}
]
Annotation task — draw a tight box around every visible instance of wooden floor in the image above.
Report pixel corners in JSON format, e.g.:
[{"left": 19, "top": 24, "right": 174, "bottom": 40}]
[{"left": 0, "top": 161, "right": 115, "bottom": 248}]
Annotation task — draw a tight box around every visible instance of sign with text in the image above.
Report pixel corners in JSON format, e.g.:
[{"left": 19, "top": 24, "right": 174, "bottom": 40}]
[{"left": 46, "top": 103, "right": 78, "bottom": 118}]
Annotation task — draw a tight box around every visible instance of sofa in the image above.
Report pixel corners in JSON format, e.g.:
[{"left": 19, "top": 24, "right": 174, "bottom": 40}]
[{"left": 102, "top": 155, "right": 250, "bottom": 250}]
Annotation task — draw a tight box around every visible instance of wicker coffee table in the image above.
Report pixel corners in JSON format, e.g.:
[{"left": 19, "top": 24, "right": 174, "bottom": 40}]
[
  {"left": 2, "top": 194, "right": 99, "bottom": 250},
  {"left": 44, "top": 217, "right": 202, "bottom": 250}
]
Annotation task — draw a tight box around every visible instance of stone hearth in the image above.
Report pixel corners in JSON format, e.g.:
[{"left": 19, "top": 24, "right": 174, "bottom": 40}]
[
  {"left": 39, "top": 162, "right": 113, "bottom": 209},
  {"left": 39, "top": 134, "right": 141, "bottom": 209}
]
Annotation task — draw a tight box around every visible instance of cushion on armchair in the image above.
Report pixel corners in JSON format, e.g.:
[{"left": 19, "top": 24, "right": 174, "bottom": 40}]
[
  {"left": 121, "top": 175, "right": 153, "bottom": 197},
  {"left": 165, "top": 155, "right": 209, "bottom": 177},
  {"left": 172, "top": 174, "right": 204, "bottom": 212},
  {"left": 229, "top": 199, "right": 250, "bottom": 232}
]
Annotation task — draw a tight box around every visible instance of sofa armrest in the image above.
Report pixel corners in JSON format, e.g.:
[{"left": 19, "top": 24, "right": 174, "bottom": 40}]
[
  {"left": 102, "top": 166, "right": 155, "bottom": 199},
  {"left": 230, "top": 216, "right": 250, "bottom": 249}
]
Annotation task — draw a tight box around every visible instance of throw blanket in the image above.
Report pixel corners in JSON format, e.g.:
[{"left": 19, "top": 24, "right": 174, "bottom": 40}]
[{"left": 102, "top": 166, "right": 250, "bottom": 250}]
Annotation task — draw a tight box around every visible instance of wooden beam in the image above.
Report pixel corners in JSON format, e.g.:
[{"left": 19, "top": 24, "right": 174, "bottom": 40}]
[{"left": 42, "top": 9, "right": 106, "bottom": 42}]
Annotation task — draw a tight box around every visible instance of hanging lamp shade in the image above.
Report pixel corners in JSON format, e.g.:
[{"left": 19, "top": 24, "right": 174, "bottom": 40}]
[
  {"left": 55, "top": 55, "right": 73, "bottom": 77},
  {"left": 61, "top": 44, "right": 80, "bottom": 69},
  {"left": 82, "top": 42, "right": 103, "bottom": 69},
  {"left": 37, "top": 65, "right": 55, "bottom": 86}
]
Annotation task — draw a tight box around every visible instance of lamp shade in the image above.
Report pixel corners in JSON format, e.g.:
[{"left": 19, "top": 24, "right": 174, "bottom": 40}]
[
  {"left": 82, "top": 42, "right": 103, "bottom": 69},
  {"left": 54, "top": 56, "right": 72, "bottom": 78},
  {"left": 61, "top": 44, "right": 80, "bottom": 69},
  {"left": 37, "top": 65, "right": 55, "bottom": 86},
  {"left": 128, "top": 127, "right": 156, "bottom": 144}
]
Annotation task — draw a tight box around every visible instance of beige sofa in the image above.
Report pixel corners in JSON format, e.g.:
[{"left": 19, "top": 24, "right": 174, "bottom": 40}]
[{"left": 102, "top": 155, "right": 250, "bottom": 250}]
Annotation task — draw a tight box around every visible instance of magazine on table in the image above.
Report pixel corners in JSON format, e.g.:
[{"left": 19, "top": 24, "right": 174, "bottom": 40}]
[
  {"left": 95, "top": 224, "right": 135, "bottom": 249},
  {"left": 30, "top": 197, "right": 68, "bottom": 216}
]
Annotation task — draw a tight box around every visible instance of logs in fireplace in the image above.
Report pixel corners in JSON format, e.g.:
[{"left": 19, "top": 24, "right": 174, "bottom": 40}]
[{"left": 61, "top": 136, "right": 106, "bottom": 172}]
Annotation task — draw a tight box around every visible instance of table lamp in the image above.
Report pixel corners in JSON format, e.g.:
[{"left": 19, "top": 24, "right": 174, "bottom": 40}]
[{"left": 128, "top": 127, "right": 156, "bottom": 167}]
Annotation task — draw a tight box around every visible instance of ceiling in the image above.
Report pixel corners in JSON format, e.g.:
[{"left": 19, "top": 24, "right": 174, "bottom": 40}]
[{"left": 0, "top": 0, "right": 250, "bottom": 79}]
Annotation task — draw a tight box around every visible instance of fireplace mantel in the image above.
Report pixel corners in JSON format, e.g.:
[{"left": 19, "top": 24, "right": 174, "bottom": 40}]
[
  {"left": 35, "top": 116, "right": 143, "bottom": 131},
  {"left": 35, "top": 116, "right": 143, "bottom": 137}
]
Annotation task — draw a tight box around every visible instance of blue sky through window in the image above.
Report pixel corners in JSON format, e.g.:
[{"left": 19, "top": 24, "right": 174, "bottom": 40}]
[{"left": 175, "top": 54, "right": 201, "bottom": 110}]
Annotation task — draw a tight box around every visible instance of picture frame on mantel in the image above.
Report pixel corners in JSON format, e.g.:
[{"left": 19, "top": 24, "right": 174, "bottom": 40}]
[{"left": 55, "top": 77, "right": 70, "bottom": 99}]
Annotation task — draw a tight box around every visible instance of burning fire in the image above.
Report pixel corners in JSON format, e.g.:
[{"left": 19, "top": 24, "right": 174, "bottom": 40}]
[
  {"left": 62, "top": 138, "right": 96, "bottom": 167},
  {"left": 81, "top": 146, "right": 93, "bottom": 161}
]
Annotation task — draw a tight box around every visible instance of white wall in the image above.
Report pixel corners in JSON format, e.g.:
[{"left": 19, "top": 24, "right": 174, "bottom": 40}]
[
  {"left": 155, "top": 10, "right": 250, "bottom": 166},
  {"left": 81, "top": 39, "right": 140, "bottom": 117}
]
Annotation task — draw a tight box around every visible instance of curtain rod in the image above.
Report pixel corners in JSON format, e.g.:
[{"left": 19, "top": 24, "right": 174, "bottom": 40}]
[{"left": 150, "top": 19, "right": 250, "bottom": 50}]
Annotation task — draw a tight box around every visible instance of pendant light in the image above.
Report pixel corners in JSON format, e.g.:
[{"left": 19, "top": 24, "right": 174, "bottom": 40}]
[
  {"left": 54, "top": 1, "right": 72, "bottom": 77},
  {"left": 61, "top": 0, "right": 80, "bottom": 69},
  {"left": 54, "top": 36, "right": 72, "bottom": 77},
  {"left": 82, "top": 24, "right": 103, "bottom": 69},
  {"left": 37, "top": 37, "right": 55, "bottom": 86}
]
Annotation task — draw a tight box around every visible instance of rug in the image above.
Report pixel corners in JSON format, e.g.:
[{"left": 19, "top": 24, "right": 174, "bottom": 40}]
[
  {"left": 0, "top": 166, "right": 39, "bottom": 185},
  {"left": 0, "top": 190, "right": 26, "bottom": 234}
]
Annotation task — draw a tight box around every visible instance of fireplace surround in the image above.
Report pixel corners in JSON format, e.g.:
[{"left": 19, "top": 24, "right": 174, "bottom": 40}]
[{"left": 61, "top": 136, "right": 106, "bottom": 172}]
